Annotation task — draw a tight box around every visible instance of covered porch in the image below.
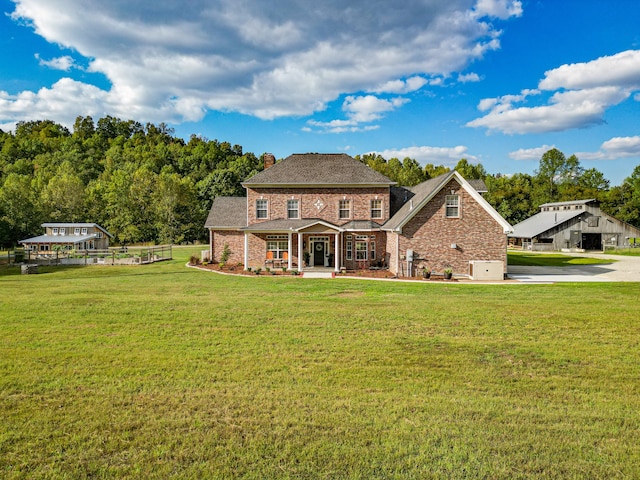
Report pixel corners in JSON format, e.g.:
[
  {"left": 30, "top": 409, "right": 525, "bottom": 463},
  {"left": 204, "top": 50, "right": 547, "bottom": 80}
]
[{"left": 242, "top": 220, "right": 344, "bottom": 273}]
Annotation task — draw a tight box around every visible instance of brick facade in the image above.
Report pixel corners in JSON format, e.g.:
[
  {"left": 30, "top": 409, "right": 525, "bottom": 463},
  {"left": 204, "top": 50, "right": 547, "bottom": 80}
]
[
  {"left": 211, "top": 230, "right": 244, "bottom": 264},
  {"left": 395, "top": 179, "right": 507, "bottom": 275},
  {"left": 246, "top": 187, "right": 390, "bottom": 225}
]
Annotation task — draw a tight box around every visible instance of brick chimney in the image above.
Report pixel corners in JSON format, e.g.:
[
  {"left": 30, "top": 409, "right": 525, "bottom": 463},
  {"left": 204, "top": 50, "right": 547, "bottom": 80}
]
[{"left": 264, "top": 153, "right": 276, "bottom": 169}]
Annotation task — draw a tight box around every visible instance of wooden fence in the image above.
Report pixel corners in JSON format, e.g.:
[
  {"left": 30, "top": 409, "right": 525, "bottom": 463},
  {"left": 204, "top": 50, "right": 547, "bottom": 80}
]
[{"left": 4, "top": 245, "right": 172, "bottom": 267}]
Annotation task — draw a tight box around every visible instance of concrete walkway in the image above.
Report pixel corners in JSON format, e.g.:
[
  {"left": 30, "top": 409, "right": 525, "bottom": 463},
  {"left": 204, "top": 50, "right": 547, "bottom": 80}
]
[{"left": 508, "top": 252, "right": 640, "bottom": 283}]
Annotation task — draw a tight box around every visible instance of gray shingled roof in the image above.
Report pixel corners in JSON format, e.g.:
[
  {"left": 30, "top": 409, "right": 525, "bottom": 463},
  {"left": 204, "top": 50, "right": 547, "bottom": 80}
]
[
  {"left": 204, "top": 197, "right": 247, "bottom": 228},
  {"left": 384, "top": 172, "right": 456, "bottom": 231},
  {"left": 341, "top": 220, "right": 382, "bottom": 231},
  {"left": 242, "top": 153, "right": 396, "bottom": 186},
  {"left": 509, "top": 209, "right": 583, "bottom": 239},
  {"left": 539, "top": 199, "right": 595, "bottom": 208}
]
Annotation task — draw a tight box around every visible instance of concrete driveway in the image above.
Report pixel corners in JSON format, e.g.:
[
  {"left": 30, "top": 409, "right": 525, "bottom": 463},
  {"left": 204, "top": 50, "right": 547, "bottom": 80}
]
[{"left": 507, "top": 252, "right": 640, "bottom": 283}]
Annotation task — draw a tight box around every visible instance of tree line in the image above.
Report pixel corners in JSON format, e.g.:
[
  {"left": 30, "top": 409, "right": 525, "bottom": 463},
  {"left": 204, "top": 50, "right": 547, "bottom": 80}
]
[
  {"left": 0, "top": 117, "right": 262, "bottom": 247},
  {"left": 1, "top": 116, "right": 639, "bottom": 248}
]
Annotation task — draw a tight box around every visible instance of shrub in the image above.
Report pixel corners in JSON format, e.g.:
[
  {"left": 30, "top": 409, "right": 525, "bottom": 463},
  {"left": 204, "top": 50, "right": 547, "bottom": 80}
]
[
  {"left": 254, "top": 268, "right": 261, "bottom": 275},
  {"left": 220, "top": 244, "right": 231, "bottom": 263},
  {"left": 189, "top": 255, "right": 200, "bottom": 265}
]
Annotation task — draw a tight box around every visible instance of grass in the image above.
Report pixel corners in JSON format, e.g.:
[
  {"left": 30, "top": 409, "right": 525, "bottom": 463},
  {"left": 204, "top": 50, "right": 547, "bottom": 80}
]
[
  {"left": 507, "top": 250, "right": 614, "bottom": 267},
  {"left": 1, "top": 247, "right": 639, "bottom": 478}
]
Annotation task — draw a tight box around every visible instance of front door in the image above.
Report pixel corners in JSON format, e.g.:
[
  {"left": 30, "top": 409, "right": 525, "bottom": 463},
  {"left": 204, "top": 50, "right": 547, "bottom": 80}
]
[{"left": 313, "top": 241, "right": 325, "bottom": 266}]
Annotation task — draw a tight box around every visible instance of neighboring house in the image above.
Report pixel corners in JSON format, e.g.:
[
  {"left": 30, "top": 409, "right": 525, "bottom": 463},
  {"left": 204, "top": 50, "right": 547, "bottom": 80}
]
[
  {"left": 19, "top": 223, "right": 112, "bottom": 253},
  {"left": 205, "top": 153, "right": 512, "bottom": 277},
  {"left": 510, "top": 199, "right": 640, "bottom": 251}
]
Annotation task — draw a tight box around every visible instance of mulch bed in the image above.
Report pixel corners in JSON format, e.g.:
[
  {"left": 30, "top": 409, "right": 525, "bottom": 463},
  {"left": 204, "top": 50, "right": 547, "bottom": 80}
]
[{"left": 192, "top": 262, "right": 459, "bottom": 281}]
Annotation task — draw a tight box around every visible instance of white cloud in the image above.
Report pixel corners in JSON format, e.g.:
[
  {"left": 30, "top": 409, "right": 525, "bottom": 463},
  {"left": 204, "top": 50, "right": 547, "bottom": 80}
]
[
  {"left": 458, "top": 72, "right": 481, "bottom": 83},
  {"left": 372, "top": 145, "right": 478, "bottom": 166},
  {"left": 35, "top": 54, "right": 77, "bottom": 71},
  {"left": 474, "top": 0, "right": 523, "bottom": 19},
  {"left": 468, "top": 50, "right": 640, "bottom": 134},
  {"left": 576, "top": 136, "right": 640, "bottom": 160},
  {"left": 509, "top": 145, "right": 556, "bottom": 161},
  {"left": 2, "top": 0, "right": 523, "bottom": 126}
]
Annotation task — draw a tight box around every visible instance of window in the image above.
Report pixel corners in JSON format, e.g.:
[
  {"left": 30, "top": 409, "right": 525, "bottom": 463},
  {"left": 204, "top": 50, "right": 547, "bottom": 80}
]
[
  {"left": 97, "top": 232, "right": 103, "bottom": 238},
  {"left": 74, "top": 228, "right": 81, "bottom": 235},
  {"left": 267, "top": 235, "right": 288, "bottom": 259},
  {"left": 445, "top": 195, "right": 460, "bottom": 218},
  {"left": 256, "top": 199, "right": 268, "bottom": 219},
  {"left": 370, "top": 240, "right": 376, "bottom": 261},
  {"left": 588, "top": 216, "right": 600, "bottom": 227},
  {"left": 338, "top": 200, "right": 351, "bottom": 219},
  {"left": 370, "top": 199, "right": 382, "bottom": 219},
  {"left": 52, "top": 228, "right": 59, "bottom": 235},
  {"left": 59, "top": 228, "right": 66, "bottom": 235},
  {"left": 355, "top": 235, "right": 368, "bottom": 261},
  {"left": 346, "top": 240, "right": 353, "bottom": 260},
  {"left": 287, "top": 199, "right": 299, "bottom": 219},
  {"left": 81, "top": 228, "right": 88, "bottom": 235}
]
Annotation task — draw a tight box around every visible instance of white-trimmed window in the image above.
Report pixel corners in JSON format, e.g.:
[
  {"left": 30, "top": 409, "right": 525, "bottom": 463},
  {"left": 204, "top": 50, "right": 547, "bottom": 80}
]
[
  {"left": 338, "top": 200, "right": 351, "bottom": 219},
  {"left": 355, "top": 235, "right": 368, "bottom": 261},
  {"left": 52, "top": 228, "right": 59, "bottom": 235},
  {"left": 267, "top": 235, "right": 288, "bottom": 259},
  {"left": 370, "top": 199, "right": 383, "bottom": 219},
  {"left": 287, "top": 199, "right": 299, "bottom": 219},
  {"left": 370, "top": 239, "right": 376, "bottom": 260},
  {"left": 59, "top": 228, "right": 66, "bottom": 235},
  {"left": 256, "top": 199, "right": 268, "bottom": 219},
  {"left": 97, "top": 232, "right": 103, "bottom": 238},
  {"left": 346, "top": 240, "right": 353, "bottom": 260},
  {"left": 81, "top": 227, "right": 88, "bottom": 235},
  {"left": 74, "top": 227, "right": 81, "bottom": 235},
  {"left": 445, "top": 195, "right": 460, "bottom": 218}
]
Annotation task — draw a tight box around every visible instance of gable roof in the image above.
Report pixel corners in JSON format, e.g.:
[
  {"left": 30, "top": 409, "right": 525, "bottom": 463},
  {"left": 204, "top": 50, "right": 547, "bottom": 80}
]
[
  {"left": 383, "top": 171, "right": 512, "bottom": 234},
  {"left": 204, "top": 197, "right": 246, "bottom": 229},
  {"left": 242, "top": 153, "right": 396, "bottom": 187}
]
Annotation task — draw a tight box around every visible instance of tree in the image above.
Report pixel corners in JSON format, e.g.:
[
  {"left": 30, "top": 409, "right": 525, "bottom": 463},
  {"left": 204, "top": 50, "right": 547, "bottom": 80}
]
[{"left": 454, "top": 159, "right": 486, "bottom": 180}]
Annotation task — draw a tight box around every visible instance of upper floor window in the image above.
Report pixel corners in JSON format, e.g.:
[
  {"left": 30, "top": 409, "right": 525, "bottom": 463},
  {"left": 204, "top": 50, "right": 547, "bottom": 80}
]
[
  {"left": 287, "top": 199, "right": 299, "bottom": 219},
  {"left": 74, "top": 227, "right": 81, "bottom": 235},
  {"left": 52, "top": 228, "right": 59, "bottom": 235},
  {"left": 59, "top": 228, "right": 66, "bottom": 235},
  {"left": 256, "top": 199, "right": 268, "bottom": 219},
  {"left": 370, "top": 199, "right": 383, "bottom": 219},
  {"left": 445, "top": 195, "right": 460, "bottom": 218},
  {"left": 338, "top": 200, "right": 351, "bottom": 219},
  {"left": 81, "top": 227, "right": 88, "bottom": 235}
]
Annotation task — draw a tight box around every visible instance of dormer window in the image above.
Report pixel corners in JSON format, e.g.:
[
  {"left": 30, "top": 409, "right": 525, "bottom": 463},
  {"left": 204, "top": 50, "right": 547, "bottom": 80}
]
[
  {"left": 81, "top": 228, "right": 88, "bottom": 235},
  {"left": 59, "top": 228, "right": 66, "bottom": 235},
  {"left": 52, "top": 228, "right": 59, "bottom": 235},
  {"left": 74, "top": 228, "right": 81, "bottom": 235}
]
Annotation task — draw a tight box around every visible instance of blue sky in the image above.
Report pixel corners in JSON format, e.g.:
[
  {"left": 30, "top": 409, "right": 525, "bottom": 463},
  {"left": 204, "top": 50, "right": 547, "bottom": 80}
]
[{"left": 1, "top": 0, "right": 640, "bottom": 185}]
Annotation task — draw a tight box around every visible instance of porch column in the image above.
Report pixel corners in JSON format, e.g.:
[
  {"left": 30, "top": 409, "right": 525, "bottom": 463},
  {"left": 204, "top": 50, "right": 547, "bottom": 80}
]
[
  {"left": 334, "top": 233, "right": 340, "bottom": 272},
  {"left": 243, "top": 233, "right": 249, "bottom": 270},
  {"left": 297, "top": 232, "right": 303, "bottom": 272},
  {"left": 209, "top": 228, "right": 213, "bottom": 263},
  {"left": 288, "top": 232, "right": 293, "bottom": 271}
]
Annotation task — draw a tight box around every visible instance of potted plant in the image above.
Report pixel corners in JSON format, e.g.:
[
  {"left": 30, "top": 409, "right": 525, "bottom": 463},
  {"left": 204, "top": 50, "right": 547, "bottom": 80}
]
[
  {"left": 303, "top": 251, "right": 310, "bottom": 267},
  {"left": 443, "top": 266, "right": 453, "bottom": 280},
  {"left": 422, "top": 266, "right": 431, "bottom": 279}
]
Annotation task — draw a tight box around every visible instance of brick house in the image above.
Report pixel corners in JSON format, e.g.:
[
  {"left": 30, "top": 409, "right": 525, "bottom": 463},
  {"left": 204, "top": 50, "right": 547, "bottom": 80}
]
[{"left": 205, "top": 153, "right": 512, "bottom": 277}]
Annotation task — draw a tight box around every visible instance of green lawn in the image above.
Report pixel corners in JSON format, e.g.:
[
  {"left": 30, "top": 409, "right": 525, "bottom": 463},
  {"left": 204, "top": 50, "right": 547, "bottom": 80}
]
[
  {"left": 1, "top": 247, "right": 639, "bottom": 478},
  {"left": 507, "top": 250, "right": 614, "bottom": 267}
]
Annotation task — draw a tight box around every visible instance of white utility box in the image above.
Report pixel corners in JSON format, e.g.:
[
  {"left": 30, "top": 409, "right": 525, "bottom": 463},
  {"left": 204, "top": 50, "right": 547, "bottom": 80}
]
[{"left": 469, "top": 260, "right": 504, "bottom": 281}]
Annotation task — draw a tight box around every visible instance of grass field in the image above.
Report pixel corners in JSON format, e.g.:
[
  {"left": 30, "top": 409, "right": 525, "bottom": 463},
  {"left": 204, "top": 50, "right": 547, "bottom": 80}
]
[{"left": 1, "top": 247, "right": 639, "bottom": 478}]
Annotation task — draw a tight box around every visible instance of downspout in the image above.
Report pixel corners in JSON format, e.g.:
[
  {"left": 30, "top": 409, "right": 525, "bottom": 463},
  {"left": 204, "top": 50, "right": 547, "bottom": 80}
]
[
  {"left": 395, "top": 229, "right": 400, "bottom": 277},
  {"left": 209, "top": 228, "right": 213, "bottom": 262}
]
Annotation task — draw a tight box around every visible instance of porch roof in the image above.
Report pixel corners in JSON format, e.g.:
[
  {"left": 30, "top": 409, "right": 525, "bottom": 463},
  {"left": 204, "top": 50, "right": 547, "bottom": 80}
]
[
  {"left": 341, "top": 220, "right": 383, "bottom": 231},
  {"left": 242, "top": 218, "right": 343, "bottom": 233},
  {"left": 20, "top": 234, "right": 99, "bottom": 244}
]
